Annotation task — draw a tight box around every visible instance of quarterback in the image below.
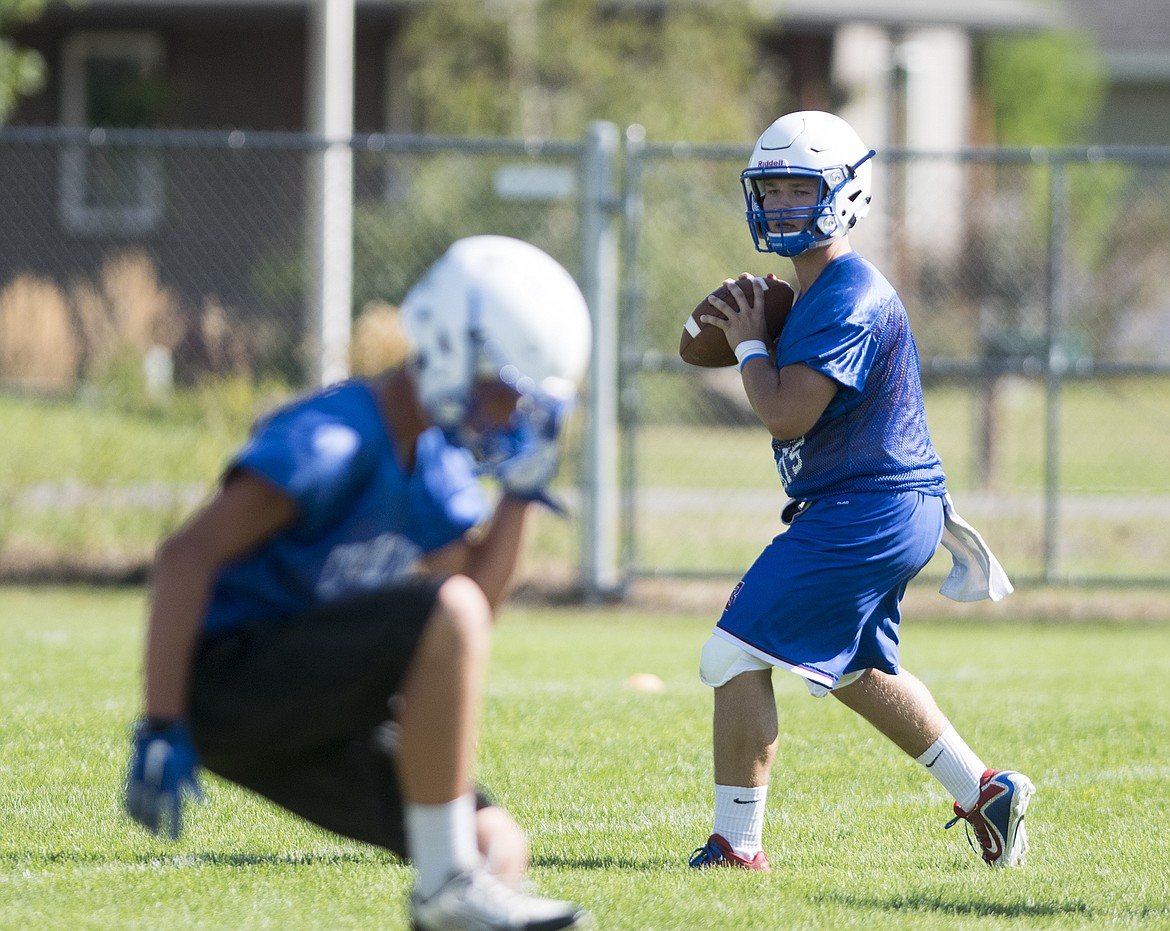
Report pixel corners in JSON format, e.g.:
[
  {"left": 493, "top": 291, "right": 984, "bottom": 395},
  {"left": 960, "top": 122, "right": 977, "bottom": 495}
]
[{"left": 688, "top": 111, "right": 1033, "bottom": 872}]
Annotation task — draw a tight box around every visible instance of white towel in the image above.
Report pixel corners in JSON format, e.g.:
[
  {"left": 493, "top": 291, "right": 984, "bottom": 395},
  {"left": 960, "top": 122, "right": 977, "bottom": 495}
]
[{"left": 938, "top": 493, "right": 1014, "bottom": 603}]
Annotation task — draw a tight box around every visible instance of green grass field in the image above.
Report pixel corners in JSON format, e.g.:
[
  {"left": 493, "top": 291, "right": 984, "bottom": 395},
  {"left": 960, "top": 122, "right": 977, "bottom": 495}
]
[
  {"left": 3, "top": 375, "right": 1170, "bottom": 582},
  {"left": 2, "top": 586, "right": 1167, "bottom": 930}
]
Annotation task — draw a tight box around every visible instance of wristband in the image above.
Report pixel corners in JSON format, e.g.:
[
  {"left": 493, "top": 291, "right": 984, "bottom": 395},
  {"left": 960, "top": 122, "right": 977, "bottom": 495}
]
[{"left": 734, "top": 339, "right": 768, "bottom": 372}]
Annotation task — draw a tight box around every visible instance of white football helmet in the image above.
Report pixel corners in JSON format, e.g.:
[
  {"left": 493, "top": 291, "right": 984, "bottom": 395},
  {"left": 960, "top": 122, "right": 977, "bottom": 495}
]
[
  {"left": 400, "top": 235, "right": 592, "bottom": 458},
  {"left": 741, "top": 110, "right": 876, "bottom": 257}
]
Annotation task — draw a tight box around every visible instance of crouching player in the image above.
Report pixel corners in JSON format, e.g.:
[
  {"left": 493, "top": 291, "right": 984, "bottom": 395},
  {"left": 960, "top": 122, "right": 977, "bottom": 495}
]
[{"left": 124, "top": 236, "right": 592, "bottom": 930}]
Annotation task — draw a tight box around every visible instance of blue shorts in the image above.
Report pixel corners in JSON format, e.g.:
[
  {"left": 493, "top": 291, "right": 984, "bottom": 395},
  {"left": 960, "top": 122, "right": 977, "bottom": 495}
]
[{"left": 714, "top": 490, "right": 945, "bottom": 691}]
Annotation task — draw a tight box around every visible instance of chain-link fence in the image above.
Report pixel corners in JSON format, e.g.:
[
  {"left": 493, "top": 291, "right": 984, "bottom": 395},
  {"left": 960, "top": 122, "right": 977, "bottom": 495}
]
[
  {"left": 621, "top": 141, "right": 1170, "bottom": 588},
  {"left": 2, "top": 125, "right": 1169, "bottom": 589},
  {"left": 0, "top": 126, "right": 590, "bottom": 584}
]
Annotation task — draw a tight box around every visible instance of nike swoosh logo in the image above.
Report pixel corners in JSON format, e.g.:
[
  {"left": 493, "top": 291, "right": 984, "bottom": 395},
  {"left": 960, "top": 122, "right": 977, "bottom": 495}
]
[
  {"left": 924, "top": 750, "right": 944, "bottom": 768},
  {"left": 732, "top": 798, "right": 758, "bottom": 805}
]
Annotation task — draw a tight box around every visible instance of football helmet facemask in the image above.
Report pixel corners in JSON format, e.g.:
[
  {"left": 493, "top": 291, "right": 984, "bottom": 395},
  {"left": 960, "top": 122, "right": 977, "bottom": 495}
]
[
  {"left": 400, "top": 235, "right": 591, "bottom": 464},
  {"left": 741, "top": 110, "right": 876, "bottom": 257}
]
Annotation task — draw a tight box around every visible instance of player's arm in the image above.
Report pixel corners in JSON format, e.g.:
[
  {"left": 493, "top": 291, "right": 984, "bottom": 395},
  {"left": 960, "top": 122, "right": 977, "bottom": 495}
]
[
  {"left": 128, "top": 469, "right": 297, "bottom": 839},
  {"left": 419, "top": 495, "right": 531, "bottom": 613},
  {"left": 144, "top": 470, "right": 297, "bottom": 721},
  {"left": 740, "top": 360, "right": 838, "bottom": 441},
  {"left": 702, "top": 276, "right": 838, "bottom": 440},
  {"left": 421, "top": 388, "right": 568, "bottom": 610}
]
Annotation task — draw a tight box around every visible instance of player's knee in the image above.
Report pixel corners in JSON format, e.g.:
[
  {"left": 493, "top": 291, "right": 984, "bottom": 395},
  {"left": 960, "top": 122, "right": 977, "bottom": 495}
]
[
  {"left": 428, "top": 575, "right": 491, "bottom": 654},
  {"left": 699, "top": 635, "right": 772, "bottom": 688}
]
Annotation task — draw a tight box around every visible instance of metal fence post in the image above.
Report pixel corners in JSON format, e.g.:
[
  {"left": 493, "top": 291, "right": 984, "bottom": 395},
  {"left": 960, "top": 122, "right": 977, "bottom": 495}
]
[
  {"left": 306, "top": 0, "right": 354, "bottom": 387},
  {"left": 580, "top": 120, "right": 623, "bottom": 601},
  {"left": 618, "top": 124, "right": 646, "bottom": 581},
  {"left": 1043, "top": 155, "right": 1069, "bottom": 582}
]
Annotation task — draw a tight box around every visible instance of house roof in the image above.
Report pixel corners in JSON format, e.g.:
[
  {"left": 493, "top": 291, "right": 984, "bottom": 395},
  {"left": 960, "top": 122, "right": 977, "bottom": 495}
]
[
  {"left": 64, "top": 0, "right": 405, "bottom": 8},
  {"left": 1061, "top": 0, "right": 1170, "bottom": 51},
  {"left": 1059, "top": 0, "right": 1170, "bottom": 80},
  {"left": 755, "top": 0, "right": 1062, "bottom": 32},
  {"left": 59, "top": 0, "right": 1058, "bottom": 25},
  {"left": 49, "top": 0, "right": 1170, "bottom": 80}
]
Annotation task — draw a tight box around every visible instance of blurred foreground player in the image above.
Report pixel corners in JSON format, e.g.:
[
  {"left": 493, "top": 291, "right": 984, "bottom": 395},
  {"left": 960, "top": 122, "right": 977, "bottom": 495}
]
[
  {"left": 124, "top": 235, "right": 592, "bottom": 930},
  {"left": 687, "top": 111, "right": 1033, "bottom": 872}
]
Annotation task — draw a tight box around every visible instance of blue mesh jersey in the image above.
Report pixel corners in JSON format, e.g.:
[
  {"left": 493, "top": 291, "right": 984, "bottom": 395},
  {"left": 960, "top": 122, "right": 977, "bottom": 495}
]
[
  {"left": 772, "top": 252, "right": 947, "bottom": 500},
  {"left": 204, "top": 381, "right": 489, "bottom": 634}
]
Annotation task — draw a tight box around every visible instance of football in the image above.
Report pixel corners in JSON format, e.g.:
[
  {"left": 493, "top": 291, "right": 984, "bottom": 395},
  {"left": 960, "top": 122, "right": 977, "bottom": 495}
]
[{"left": 678, "top": 275, "right": 795, "bottom": 368}]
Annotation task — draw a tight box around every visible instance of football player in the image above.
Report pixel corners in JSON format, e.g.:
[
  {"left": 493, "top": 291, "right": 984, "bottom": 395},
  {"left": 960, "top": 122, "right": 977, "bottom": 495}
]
[
  {"left": 124, "top": 235, "right": 591, "bottom": 930},
  {"left": 688, "top": 111, "right": 1033, "bottom": 872}
]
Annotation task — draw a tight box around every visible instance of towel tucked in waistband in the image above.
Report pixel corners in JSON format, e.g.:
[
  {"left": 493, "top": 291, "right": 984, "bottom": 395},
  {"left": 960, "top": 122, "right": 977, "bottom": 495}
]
[{"left": 938, "top": 493, "right": 1014, "bottom": 603}]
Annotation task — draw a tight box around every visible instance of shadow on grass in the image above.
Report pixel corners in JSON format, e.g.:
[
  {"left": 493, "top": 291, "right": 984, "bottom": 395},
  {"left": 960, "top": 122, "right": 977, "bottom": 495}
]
[
  {"left": 533, "top": 853, "right": 677, "bottom": 872},
  {"left": 0, "top": 849, "right": 401, "bottom": 869},
  {"left": 816, "top": 890, "right": 1092, "bottom": 919},
  {"left": 8, "top": 848, "right": 676, "bottom": 873}
]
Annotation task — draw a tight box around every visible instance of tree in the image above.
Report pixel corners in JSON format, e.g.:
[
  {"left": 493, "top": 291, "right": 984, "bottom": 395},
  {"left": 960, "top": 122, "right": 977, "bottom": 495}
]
[
  {"left": 399, "top": 0, "right": 772, "bottom": 142},
  {"left": 981, "top": 31, "right": 1104, "bottom": 146},
  {"left": 389, "top": 0, "right": 782, "bottom": 367},
  {"left": 978, "top": 28, "right": 1144, "bottom": 360},
  {"left": 967, "top": 32, "right": 1144, "bottom": 489},
  {"left": 0, "top": 0, "right": 56, "bottom": 124}
]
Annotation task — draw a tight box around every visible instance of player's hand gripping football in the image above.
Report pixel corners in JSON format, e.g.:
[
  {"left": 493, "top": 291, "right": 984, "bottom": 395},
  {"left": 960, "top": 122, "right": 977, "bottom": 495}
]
[
  {"left": 125, "top": 718, "right": 204, "bottom": 840},
  {"left": 494, "top": 396, "right": 572, "bottom": 515},
  {"left": 701, "top": 273, "right": 774, "bottom": 350}
]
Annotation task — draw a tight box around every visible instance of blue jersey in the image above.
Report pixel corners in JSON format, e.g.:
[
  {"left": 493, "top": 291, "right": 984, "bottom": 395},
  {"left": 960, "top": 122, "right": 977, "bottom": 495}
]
[
  {"left": 771, "top": 253, "right": 946, "bottom": 500},
  {"left": 204, "top": 381, "right": 489, "bottom": 634}
]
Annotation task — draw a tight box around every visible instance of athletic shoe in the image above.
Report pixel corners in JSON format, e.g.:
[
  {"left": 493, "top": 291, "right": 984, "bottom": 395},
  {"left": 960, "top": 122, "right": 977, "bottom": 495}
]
[
  {"left": 688, "top": 833, "right": 771, "bottom": 872},
  {"left": 410, "top": 868, "right": 587, "bottom": 931},
  {"left": 945, "top": 768, "right": 1035, "bottom": 867}
]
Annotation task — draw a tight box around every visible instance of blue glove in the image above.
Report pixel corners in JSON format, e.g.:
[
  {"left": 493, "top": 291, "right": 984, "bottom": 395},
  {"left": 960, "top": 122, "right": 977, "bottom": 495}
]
[
  {"left": 497, "top": 438, "right": 563, "bottom": 508},
  {"left": 494, "top": 396, "right": 572, "bottom": 514},
  {"left": 125, "top": 718, "right": 203, "bottom": 840}
]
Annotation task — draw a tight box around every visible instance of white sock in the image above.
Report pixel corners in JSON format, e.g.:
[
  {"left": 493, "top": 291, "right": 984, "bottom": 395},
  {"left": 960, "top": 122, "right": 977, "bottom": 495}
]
[
  {"left": 405, "top": 793, "right": 481, "bottom": 898},
  {"left": 916, "top": 726, "right": 987, "bottom": 812},
  {"left": 712, "top": 784, "right": 767, "bottom": 858}
]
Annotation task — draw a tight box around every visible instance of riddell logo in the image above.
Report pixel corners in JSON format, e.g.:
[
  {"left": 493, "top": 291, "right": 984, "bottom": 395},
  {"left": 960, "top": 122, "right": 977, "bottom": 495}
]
[{"left": 755, "top": 159, "right": 789, "bottom": 168}]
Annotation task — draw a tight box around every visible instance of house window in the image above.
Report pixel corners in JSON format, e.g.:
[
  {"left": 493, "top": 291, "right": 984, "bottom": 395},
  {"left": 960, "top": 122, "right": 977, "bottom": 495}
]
[{"left": 59, "top": 31, "right": 165, "bottom": 235}]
